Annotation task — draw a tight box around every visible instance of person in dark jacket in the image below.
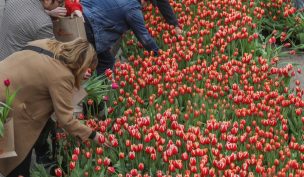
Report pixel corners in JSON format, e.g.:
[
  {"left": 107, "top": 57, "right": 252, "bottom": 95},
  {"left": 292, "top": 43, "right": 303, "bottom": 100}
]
[
  {"left": 81, "top": 0, "right": 159, "bottom": 75},
  {"left": 140, "top": 0, "right": 182, "bottom": 35}
]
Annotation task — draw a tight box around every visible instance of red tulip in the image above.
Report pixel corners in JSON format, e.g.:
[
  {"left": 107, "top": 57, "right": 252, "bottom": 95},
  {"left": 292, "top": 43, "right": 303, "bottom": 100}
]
[
  {"left": 119, "top": 152, "right": 125, "bottom": 159},
  {"left": 95, "top": 165, "right": 101, "bottom": 172},
  {"left": 3, "top": 79, "right": 10, "bottom": 87},
  {"left": 111, "top": 82, "right": 119, "bottom": 89},
  {"left": 69, "top": 161, "right": 76, "bottom": 170},
  {"left": 104, "top": 157, "right": 111, "bottom": 166},
  {"left": 98, "top": 134, "right": 106, "bottom": 144},
  {"left": 54, "top": 168, "right": 62, "bottom": 177},
  {"left": 107, "top": 166, "right": 115, "bottom": 173},
  {"left": 138, "top": 163, "right": 144, "bottom": 171},
  {"left": 71, "top": 154, "right": 78, "bottom": 161},
  {"left": 129, "top": 151, "right": 136, "bottom": 160},
  {"left": 73, "top": 147, "right": 80, "bottom": 155},
  {"left": 85, "top": 152, "right": 91, "bottom": 159},
  {"left": 96, "top": 147, "right": 103, "bottom": 155},
  {"left": 130, "top": 169, "right": 138, "bottom": 176}
]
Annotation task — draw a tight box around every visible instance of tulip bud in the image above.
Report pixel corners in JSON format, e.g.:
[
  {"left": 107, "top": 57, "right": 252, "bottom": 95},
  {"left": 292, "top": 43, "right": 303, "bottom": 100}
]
[
  {"left": 119, "top": 152, "right": 125, "bottom": 159},
  {"left": 69, "top": 161, "right": 76, "bottom": 170},
  {"left": 108, "top": 166, "right": 115, "bottom": 173},
  {"left": 103, "top": 95, "right": 109, "bottom": 102},
  {"left": 111, "top": 83, "right": 119, "bottom": 89},
  {"left": 3, "top": 79, "right": 10, "bottom": 87},
  {"left": 72, "top": 154, "right": 78, "bottom": 161},
  {"left": 98, "top": 134, "right": 106, "bottom": 144},
  {"left": 97, "top": 158, "right": 103, "bottom": 165},
  {"left": 130, "top": 169, "right": 138, "bottom": 176},
  {"left": 96, "top": 147, "right": 103, "bottom": 155},
  {"left": 105, "top": 69, "right": 113, "bottom": 77},
  {"left": 129, "top": 151, "right": 135, "bottom": 160},
  {"left": 85, "top": 152, "right": 91, "bottom": 159},
  {"left": 138, "top": 163, "right": 144, "bottom": 171},
  {"left": 95, "top": 166, "right": 101, "bottom": 172},
  {"left": 54, "top": 168, "right": 62, "bottom": 177},
  {"left": 73, "top": 147, "right": 80, "bottom": 155},
  {"left": 104, "top": 157, "right": 111, "bottom": 166}
]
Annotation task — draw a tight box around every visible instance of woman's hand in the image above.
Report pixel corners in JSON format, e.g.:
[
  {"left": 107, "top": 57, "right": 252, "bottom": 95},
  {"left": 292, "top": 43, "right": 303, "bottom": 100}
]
[
  {"left": 46, "top": 7, "right": 67, "bottom": 18},
  {"left": 94, "top": 132, "right": 111, "bottom": 147},
  {"left": 174, "top": 26, "right": 183, "bottom": 35},
  {"left": 71, "top": 10, "right": 84, "bottom": 22}
]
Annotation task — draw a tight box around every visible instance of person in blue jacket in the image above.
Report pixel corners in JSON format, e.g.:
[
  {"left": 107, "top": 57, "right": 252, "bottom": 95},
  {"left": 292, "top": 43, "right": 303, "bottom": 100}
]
[{"left": 81, "top": 0, "right": 159, "bottom": 75}]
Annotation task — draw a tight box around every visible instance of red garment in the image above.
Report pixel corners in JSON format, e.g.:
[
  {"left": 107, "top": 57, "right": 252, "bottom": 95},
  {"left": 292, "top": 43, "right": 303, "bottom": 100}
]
[{"left": 65, "top": 0, "right": 83, "bottom": 16}]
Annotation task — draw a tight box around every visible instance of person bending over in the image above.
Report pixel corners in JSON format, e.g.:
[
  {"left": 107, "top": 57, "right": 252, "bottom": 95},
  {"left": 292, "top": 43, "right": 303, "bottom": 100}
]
[
  {"left": 0, "top": 38, "right": 103, "bottom": 177},
  {"left": 81, "top": 0, "right": 160, "bottom": 75}
]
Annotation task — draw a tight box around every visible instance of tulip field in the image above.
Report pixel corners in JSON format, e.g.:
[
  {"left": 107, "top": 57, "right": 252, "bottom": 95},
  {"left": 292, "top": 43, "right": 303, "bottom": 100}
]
[{"left": 34, "top": 0, "right": 304, "bottom": 176}]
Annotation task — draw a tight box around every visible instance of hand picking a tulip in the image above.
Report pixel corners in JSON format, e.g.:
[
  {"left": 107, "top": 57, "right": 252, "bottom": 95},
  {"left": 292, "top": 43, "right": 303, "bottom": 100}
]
[
  {"left": 94, "top": 132, "right": 111, "bottom": 147},
  {"left": 174, "top": 26, "right": 183, "bottom": 35}
]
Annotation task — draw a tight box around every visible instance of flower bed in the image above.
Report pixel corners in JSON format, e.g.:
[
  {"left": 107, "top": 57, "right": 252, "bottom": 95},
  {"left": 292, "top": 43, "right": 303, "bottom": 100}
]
[{"left": 34, "top": 0, "right": 304, "bottom": 176}]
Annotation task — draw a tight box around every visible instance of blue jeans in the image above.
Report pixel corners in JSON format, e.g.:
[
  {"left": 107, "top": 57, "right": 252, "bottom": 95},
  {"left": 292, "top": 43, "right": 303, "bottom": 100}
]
[{"left": 84, "top": 15, "right": 116, "bottom": 75}]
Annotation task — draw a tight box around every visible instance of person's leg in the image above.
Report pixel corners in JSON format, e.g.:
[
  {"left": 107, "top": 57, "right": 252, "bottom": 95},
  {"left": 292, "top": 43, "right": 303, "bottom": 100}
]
[
  {"left": 110, "top": 37, "right": 122, "bottom": 57},
  {"left": 83, "top": 14, "right": 115, "bottom": 74},
  {"left": 35, "top": 119, "right": 56, "bottom": 164},
  {"left": 7, "top": 149, "right": 32, "bottom": 177},
  {"left": 96, "top": 50, "right": 116, "bottom": 75}
]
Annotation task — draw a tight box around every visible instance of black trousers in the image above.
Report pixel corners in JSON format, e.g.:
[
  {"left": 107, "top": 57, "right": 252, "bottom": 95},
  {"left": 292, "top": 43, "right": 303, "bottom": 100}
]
[{"left": 35, "top": 119, "right": 56, "bottom": 158}]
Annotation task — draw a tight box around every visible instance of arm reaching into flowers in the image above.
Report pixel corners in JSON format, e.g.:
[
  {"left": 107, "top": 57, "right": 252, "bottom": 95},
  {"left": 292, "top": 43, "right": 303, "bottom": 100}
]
[
  {"left": 126, "top": 8, "right": 159, "bottom": 56},
  {"left": 49, "top": 75, "right": 92, "bottom": 141},
  {"left": 49, "top": 75, "right": 107, "bottom": 145},
  {"left": 141, "top": 0, "right": 183, "bottom": 35}
]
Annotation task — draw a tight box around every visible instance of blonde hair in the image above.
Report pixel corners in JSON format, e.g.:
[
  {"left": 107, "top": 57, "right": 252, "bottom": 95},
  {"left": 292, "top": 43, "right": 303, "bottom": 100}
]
[{"left": 47, "top": 38, "right": 98, "bottom": 88}]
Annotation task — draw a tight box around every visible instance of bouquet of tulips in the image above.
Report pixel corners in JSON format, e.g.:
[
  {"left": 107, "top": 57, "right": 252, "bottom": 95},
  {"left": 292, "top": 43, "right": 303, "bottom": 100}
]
[
  {"left": 83, "top": 73, "right": 110, "bottom": 104},
  {"left": 0, "top": 79, "right": 17, "bottom": 137},
  {"left": 82, "top": 72, "right": 119, "bottom": 118}
]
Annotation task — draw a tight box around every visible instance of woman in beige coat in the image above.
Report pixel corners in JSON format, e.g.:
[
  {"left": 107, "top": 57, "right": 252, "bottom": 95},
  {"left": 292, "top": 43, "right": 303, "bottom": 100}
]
[{"left": 0, "top": 38, "right": 102, "bottom": 176}]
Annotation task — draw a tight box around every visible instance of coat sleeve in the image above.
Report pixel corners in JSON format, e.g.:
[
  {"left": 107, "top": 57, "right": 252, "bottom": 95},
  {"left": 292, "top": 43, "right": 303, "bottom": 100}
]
[
  {"left": 125, "top": 8, "right": 159, "bottom": 55},
  {"left": 65, "top": 0, "right": 83, "bottom": 16},
  {"left": 48, "top": 76, "right": 92, "bottom": 141},
  {"left": 153, "top": 0, "right": 179, "bottom": 27}
]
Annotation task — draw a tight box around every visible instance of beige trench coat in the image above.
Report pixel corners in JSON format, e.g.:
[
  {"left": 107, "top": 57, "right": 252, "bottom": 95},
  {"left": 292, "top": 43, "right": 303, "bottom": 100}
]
[{"left": 0, "top": 40, "right": 92, "bottom": 176}]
